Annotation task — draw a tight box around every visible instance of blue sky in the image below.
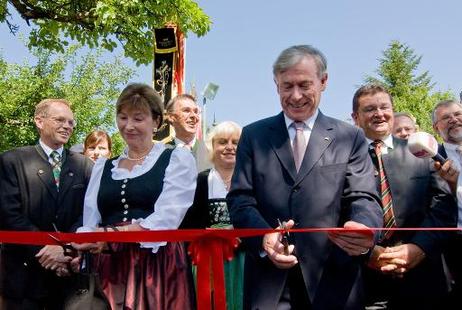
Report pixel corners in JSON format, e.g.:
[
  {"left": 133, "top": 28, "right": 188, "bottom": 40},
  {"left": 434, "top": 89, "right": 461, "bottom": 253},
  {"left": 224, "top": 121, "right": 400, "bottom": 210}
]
[{"left": 1, "top": 0, "right": 461, "bottom": 127}]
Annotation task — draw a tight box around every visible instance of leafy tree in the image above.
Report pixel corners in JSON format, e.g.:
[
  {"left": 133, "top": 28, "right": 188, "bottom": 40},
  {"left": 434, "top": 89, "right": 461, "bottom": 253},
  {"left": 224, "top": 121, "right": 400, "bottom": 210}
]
[
  {"left": 0, "top": 44, "right": 134, "bottom": 154},
  {"left": 1, "top": 0, "right": 211, "bottom": 65},
  {"left": 365, "top": 40, "right": 453, "bottom": 132}
]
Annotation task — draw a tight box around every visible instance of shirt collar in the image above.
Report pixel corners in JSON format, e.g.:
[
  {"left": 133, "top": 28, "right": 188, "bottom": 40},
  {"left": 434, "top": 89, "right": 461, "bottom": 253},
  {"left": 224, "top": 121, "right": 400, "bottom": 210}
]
[
  {"left": 39, "top": 139, "right": 64, "bottom": 158},
  {"left": 365, "top": 135, "right": 394, "bottom": 149},
  {"left": 175, "top": 137, "right": 196, "bottom": 148},
  {"left": 283, "top": 109, "right": 319, "bottom": 131}
]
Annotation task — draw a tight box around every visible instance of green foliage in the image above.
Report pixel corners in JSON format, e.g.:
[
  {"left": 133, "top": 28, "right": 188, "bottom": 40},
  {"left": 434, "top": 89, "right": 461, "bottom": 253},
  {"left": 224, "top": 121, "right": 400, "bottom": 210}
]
[
  {"left": 0, "top": 44, "right": 134, "bottom": 153},
  {"left": 365, "top": 40, "right": 454, "bottom": 133},
  {"left": 2, "top": 0, "right": 211, "bottom": 65}
]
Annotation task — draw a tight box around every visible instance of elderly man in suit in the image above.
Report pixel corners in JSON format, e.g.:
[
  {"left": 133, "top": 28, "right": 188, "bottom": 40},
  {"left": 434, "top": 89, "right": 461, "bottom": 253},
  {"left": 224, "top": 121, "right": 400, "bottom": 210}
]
[
  {"left": 351, "top": 84, "right": 456, "bottom": 310},
  {"left": 432, "top": 99, "right": 462, "bottom": 307},
  {"left": 165, "top": 94, "right": 212, "bottom": 172},
  {"left": 228, "top": 45, "right": 383, "bottom": 310},
  {"left": 0, "top": 99, "right": 93, "bottom": 309}
]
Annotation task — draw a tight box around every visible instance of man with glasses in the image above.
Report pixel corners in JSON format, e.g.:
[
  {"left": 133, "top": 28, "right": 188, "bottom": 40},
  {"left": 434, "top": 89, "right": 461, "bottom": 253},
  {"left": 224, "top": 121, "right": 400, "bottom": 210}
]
[
  {"left": 0, "top": 99, "right": 93, "bottom": 309},
  {"left": 352, "top": 84, "right": 456, "bottom": 310},
  {"left": 432, "top": 99, "right": 462, "bottom": 307},
  {"left": 165, "top": 94, "right": 211, "bottom": 171}
]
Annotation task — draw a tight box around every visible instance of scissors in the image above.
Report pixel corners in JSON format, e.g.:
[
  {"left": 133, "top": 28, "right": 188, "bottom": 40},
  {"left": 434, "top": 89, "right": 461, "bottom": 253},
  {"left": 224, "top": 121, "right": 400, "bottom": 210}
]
[
  {"left": 277, "top": 218, "right": 290, "bottom": 256},
  {"left": 49, "top": 224, "right": 76, "bottom": 256}
]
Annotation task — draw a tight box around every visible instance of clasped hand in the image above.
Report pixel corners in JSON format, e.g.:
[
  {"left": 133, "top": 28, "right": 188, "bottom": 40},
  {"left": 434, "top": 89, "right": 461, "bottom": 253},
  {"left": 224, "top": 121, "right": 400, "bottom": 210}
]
[
  {"left": 35, "top": 245, "right": 73, "bottom": 276},
  {"left": 367, "top": 243, "right": 425, "bottom": 277},
  {"left": 263, "top": 219, "right": 298, "bottom": 269}
]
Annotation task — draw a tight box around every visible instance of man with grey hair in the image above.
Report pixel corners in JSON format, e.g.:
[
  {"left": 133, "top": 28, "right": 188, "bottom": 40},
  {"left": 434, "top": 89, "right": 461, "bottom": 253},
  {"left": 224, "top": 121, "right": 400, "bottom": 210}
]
[
  {"left": 0, "top": 99, "right": 93, "bottom": 309},
  {"left": 392, "top": 112, "right": 418, "bottom": 139},
  {"left": 432, "top": 99, "right": 462, "bottom": 306},
  {"left": 228, "top": 45, "right": 382, "bottom": 309}
]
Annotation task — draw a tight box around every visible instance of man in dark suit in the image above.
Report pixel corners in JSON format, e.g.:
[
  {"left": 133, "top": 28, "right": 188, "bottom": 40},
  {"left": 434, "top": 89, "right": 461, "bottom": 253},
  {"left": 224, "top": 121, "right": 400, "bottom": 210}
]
[
  {"left": 432, "top": 99, "right": 462, "bottom": 308},
  {"left": 228, "top": 45, "right": 383, "bottom": 310},
  {"left": 0, "top": 99, "right": 93, "bottom": 309},
  {"left": 351, "top": 85, "right": 456, "bottom": 310},
  {"left": 165, "top": 94, "right": 212, "bottom": 172}
]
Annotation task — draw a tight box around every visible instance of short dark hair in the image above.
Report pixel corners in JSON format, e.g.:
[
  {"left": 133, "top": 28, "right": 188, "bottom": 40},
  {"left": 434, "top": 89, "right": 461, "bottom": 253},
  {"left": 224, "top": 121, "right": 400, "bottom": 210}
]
[
  {"left": 352, "top": 84, "right": 393, "bottom": 113},
  {"left": 116, "top": 83, "right": 163, "bottom": 128}
]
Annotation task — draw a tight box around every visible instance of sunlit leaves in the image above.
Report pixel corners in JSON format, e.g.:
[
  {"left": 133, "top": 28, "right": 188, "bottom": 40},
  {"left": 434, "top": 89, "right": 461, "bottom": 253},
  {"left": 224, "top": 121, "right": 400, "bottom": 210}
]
[{"left": 2, "top": 0, "right": 211, "bottom": 65}]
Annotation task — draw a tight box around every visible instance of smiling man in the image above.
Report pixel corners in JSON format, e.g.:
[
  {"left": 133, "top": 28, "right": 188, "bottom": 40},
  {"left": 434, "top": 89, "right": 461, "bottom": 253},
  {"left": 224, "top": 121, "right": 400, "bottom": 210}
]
[
  {"left": 432, "top": 99, "right": 462, "bottom": 307},
  {"left": 165, "top": 94, "right": 211, "bottom": 171},
  {"left": 0, "top": 99, "right": 93, "bottom": 309},
  {"left": 352, "top": 85, "right": 456, "bottom": 310},
  {"left": 228, "top": 45, "right": 383, "bottom": 309}
]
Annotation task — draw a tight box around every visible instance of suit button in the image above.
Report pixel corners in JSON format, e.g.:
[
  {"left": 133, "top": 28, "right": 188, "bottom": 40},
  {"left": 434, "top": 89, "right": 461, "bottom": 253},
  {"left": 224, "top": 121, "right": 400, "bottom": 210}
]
[
  {"left": 292, "top": 186, "right": 300, "bottom": 193},
  {"left": 122, "top": 217, "right": 128, "bottom": 222}
]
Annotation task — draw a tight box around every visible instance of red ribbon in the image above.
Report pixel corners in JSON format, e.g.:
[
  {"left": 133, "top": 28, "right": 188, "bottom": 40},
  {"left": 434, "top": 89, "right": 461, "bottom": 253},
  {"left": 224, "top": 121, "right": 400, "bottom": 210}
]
[{"left": 0, "top": 227, "right": 459, "bottom": 310}]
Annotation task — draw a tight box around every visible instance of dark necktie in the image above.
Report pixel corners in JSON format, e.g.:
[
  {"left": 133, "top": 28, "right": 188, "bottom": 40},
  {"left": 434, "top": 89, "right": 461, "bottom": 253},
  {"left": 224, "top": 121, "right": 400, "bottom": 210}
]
[
  {"left": 372, "top": 140, "right": 396, "bottom": 240},
  {"left": 292, "top": 122, "right": 306, "bottom": 172},
  {"left": 50, "top": 151, "right": 62, "bottom": 190}
]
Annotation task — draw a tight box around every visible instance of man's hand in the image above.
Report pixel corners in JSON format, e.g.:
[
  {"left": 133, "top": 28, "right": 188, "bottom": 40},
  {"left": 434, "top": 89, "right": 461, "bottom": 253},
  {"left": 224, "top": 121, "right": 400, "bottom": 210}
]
[
  {"left": 327, "top": 221, "right": 374, "bottom": 256},
  {"left": 262, "top": 219, "right": 298, "bottom": 269},
  {"left": 35, "top": 245, "right": 72, "bottom": 270},
  {"left": 435, "top": 160, "right": 459, "bottom": 194},
  {"left": 377, "top": 243, "right": 426, "bottom": 275}
]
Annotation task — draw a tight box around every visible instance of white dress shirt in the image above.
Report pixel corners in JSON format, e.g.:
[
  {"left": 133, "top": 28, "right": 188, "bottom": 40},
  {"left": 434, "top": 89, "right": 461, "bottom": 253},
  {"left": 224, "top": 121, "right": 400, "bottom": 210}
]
[
  {"left": 39, "top": 139, "right": 64, "bottom": 164},
  {"left": 283, "top": 109, "right": 319, "bottom": 149},
  {"left": 366, "top": 135, "right": 394, "bottom": 154},
  {"left": 78, "top": 142, "right": 197, "bottom": 253}
]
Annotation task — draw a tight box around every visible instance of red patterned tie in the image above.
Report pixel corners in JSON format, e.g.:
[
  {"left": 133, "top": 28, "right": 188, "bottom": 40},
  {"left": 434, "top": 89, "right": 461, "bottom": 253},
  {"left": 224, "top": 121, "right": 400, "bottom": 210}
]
[{"left": 372, "top": 140, "right": 396, "bottom": 240}]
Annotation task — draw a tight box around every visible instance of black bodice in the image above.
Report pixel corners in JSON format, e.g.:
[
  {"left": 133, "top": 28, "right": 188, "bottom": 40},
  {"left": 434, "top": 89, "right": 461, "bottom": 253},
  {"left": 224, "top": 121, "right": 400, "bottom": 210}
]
[{"left": 97, "top": 149, "right": 173, "bottom": 226}]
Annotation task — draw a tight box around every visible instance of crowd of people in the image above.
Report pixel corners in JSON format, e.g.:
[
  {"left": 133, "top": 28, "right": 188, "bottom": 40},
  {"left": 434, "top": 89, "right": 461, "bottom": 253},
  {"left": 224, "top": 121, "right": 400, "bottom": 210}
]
[{"left": 0, "top": 44, "right": 461, "bottom": 310}]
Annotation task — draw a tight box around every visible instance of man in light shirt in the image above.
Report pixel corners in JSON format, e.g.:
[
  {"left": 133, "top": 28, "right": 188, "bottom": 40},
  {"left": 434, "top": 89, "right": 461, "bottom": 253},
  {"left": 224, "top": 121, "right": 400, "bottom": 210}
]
[
  {"left": 165, "top": 94, "right": 211, "bottom": 171},
  {"left": 432, "top": 99, "right": 462, "bottom": 307}
]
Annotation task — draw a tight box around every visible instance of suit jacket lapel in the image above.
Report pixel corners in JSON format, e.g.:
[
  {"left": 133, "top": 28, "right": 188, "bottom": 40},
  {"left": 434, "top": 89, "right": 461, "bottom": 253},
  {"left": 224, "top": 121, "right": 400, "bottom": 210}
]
[
  {"left": 34, "top": 144, "right": 58, "bottom": 200},
  {"left": 269, "top": 113, "right": 297, "bottom": 181},
  {"left": 296, "top": 112, "right": 334, "bottom": 185}
]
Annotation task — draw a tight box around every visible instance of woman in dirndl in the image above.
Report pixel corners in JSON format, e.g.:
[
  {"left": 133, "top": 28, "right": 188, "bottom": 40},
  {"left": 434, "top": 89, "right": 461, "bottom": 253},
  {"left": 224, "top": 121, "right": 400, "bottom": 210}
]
[{"left": 74, "top": 83, "right": 197, "bottom": 310}]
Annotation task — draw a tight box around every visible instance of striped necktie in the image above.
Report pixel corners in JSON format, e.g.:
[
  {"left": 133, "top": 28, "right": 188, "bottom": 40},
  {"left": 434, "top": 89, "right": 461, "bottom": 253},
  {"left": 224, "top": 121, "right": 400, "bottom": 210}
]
[
  {"left": 292, "top": 121, "right": 306, "bottom": 172},
  {"left": 50, "top": 151, "right": 62, "bottom": 190},
  {"left": 372, "top": 140, "right": 396, "bottom": 240}
]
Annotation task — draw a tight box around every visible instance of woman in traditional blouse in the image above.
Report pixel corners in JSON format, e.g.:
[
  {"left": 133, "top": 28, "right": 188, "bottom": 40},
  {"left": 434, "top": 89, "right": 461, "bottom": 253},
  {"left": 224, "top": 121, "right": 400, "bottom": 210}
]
[
  {"left": 181, "top": 121, "right": 244, "bottom": 310},
  {"left": 74, "top": 83, "right": 197, "bottom": 309}
]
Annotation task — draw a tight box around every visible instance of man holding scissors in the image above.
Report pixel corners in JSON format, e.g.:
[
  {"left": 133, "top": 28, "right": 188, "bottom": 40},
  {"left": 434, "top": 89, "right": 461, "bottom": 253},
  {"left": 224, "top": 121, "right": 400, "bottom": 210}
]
[{"left": 228, "top": 45, "right": 382, "bottom": 309}]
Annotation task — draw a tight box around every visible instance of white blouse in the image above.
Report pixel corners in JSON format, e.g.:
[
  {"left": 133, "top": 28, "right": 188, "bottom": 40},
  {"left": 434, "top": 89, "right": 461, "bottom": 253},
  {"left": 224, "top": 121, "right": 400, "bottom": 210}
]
[
  {"left": 78, "top": 143, "right": 197, "bottom": 253},
  {"left": 208, "top": 168, "right": 229, "bottom": 199}
]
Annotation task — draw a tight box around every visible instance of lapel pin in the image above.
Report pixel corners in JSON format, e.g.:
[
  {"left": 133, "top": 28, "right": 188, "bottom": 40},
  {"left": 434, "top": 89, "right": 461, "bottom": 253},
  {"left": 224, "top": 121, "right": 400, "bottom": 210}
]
[
  {"left": 38, "top": 169, "right": 44, "bottom": 174},
  {"left": 324, "top": 137, "right": 330, "bottom": 141}
]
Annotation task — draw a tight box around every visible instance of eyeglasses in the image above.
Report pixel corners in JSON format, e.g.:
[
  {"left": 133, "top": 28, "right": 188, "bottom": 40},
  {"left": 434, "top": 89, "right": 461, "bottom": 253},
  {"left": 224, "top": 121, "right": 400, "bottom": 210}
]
[
  {"left": 360, "top": 105, "right": 393, "bottom": 114},
  {"left": 435, "top": 111, "right": 462, "bottom": 124},
  {"left": 48, "top": 116, "right": 77, "bottom": 128}
]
